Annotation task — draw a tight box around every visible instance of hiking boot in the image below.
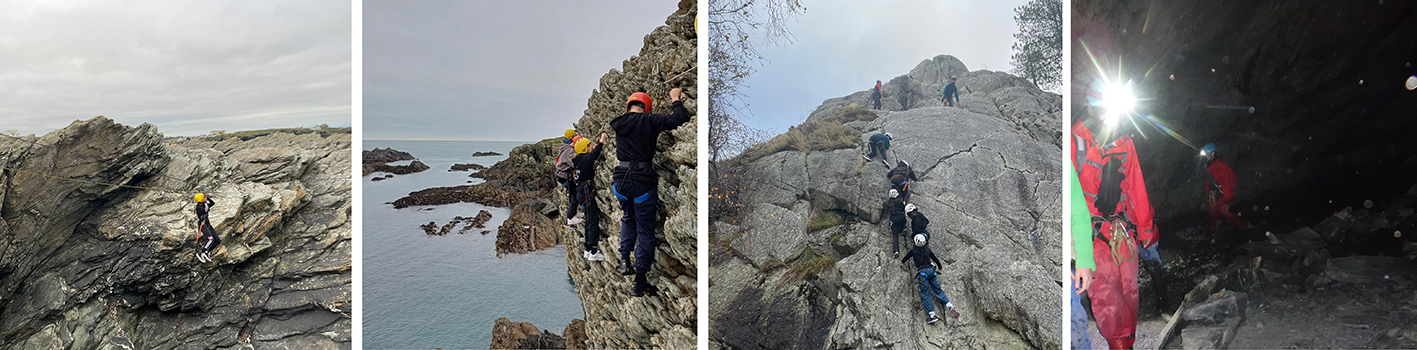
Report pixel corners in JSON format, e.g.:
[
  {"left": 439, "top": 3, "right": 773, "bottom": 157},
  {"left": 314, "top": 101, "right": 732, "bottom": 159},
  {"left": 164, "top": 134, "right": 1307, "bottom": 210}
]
[
  {"left": 947, "top": 306, "right": 960, "bottom": 318},
  {"left": 587, "top": 251, "right": 606, "bottom": 261},
  {"left": 862, "top": 154, "right": 871, "bottom": 161},
  {"left": 618, "top": 258, "right": 634, "bottom": 276},
  {"left": 894, "top": 250, "right": 899, "bottom": 259},
  {"left": 196, "top": 252, "right": 207, "bottom": 263},
  {"left": 926, "top": 314, "right": 940, "bottom": 324},
  {"left": 567, "top": 216, "right": 584, "bottom": 227},
  {"left": 631, "top": 272, "right": 659, "bottom": 297},
  {"left": 582, "top": 251, "right": 591, "bottom": 260}
]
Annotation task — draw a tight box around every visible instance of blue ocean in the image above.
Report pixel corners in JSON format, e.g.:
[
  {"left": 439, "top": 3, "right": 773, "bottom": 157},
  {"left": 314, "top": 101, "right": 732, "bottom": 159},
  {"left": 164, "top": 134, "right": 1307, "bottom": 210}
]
[{"left": 362, "top": 140, "right": 583, "bottom": 349}]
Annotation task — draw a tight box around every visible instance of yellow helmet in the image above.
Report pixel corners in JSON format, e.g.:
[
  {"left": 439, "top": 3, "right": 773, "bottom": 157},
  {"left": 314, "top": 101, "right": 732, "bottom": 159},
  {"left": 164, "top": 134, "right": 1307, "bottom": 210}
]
[
  {"left": 194, "top": 193, "right": 206, "bottom": 202},
  {"left": 574, "top": 137, "right": 592, "bottom": 154},
  {"left": 564, "top": 129, "right": 576, "bottom": 140}
]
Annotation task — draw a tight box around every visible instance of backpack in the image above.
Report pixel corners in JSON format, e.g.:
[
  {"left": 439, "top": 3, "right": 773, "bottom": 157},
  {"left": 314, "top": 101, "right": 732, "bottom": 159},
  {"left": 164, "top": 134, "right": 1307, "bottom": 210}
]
[
  {"left": 555, "top": 141, "right": 576, "bottom": 180},
  {"left": 1094, "top": 153, "right": 1126, "bottom": 218}
]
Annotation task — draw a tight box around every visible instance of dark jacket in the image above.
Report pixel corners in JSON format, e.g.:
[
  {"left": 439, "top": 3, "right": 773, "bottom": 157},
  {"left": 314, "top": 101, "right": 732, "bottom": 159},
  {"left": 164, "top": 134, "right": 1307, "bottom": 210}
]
[
  {"left": 910, "top": 212, "right": 930, "bottom": 235},
  {"left": 883, "top": 197, "right": 907, "bottom": 224},
  {"left": 610, "top": 100, "right": 690, "bottom": 186},
  {"left": 887, "top": 164, "right": 918, "bottom": 183},
  {"left": 901, "top": 245, "right": 943, "bottom": 271},
  {"left": 573, "top": 142, "right": 604, "bottom": 186},
  {"left": 195, "top": 199, "right": 216, "bottom": 225},
  {"left": 869, "top": 133, "right": 891, "bottom": 148},
  {"left": 942, "top": 82, "right": 959, "bottom": 103}
]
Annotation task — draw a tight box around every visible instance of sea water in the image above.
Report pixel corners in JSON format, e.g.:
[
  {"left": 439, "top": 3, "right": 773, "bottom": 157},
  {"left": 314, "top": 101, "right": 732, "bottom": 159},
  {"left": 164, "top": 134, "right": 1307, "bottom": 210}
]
[{"left": 363, "top": 140, "right": 583, "bottom": 349}]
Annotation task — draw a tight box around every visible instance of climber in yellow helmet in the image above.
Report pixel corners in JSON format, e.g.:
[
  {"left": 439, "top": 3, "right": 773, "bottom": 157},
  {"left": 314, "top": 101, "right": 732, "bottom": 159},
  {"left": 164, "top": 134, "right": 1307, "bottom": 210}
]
[
  {"left": 573, "top": 133, "right": 608, "bottom": 262},
  {"left": 193, "top": 193, "right": 221, "bottom": 263}
]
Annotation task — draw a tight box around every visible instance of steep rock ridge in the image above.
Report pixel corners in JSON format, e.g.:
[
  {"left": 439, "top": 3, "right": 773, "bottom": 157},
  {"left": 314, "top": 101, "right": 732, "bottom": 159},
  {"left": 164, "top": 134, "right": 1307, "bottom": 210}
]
[
  {"left": 710, "top": 58, "right": 1062, "bottom": 349},
  {"left": 0, "top": 117, "right": 352, "bottom": 349},
  {"left": 553, "top": 0, "right": 697, "bottom": 348}
]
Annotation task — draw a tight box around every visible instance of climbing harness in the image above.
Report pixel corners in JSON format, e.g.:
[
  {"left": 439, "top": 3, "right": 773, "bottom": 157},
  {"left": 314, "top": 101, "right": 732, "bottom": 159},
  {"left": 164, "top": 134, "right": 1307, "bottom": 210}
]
[{"left": 1093, "top": 216, "right": 1137, "bottom": 266}]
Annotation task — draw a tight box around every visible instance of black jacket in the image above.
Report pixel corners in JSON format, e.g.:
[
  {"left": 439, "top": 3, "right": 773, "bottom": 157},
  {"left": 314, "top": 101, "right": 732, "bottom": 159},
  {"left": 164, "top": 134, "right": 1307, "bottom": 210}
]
[
  {"left": 901, "top": 245, "right": 943, "bottom": 271},
  {"left": 610, "top": 100, "right": 689, "bottom": 163},
  {"left": 910, "top": 212, "right": 930, "bottom": 235},
  {"left": 573, "top": 142, "right": 603, "bottom": 185},
  {"left": 887, "top": 164, "right": 918, "bottom": 183},
  {"left": 883, "top": 197, "right": 906, "bottom": 224},
  {"left": 195, "top": 199, "right": 216, "bottom": 225}
]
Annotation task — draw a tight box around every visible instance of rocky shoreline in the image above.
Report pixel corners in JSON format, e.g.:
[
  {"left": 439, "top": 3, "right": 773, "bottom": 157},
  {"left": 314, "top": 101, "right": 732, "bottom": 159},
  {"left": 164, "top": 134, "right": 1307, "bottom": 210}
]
[
  {"left": 362, "top": 147, "right": 429, "bottom": 176},
  {"left": 489, "top": 317, "right": 587, "bottom": 350}
]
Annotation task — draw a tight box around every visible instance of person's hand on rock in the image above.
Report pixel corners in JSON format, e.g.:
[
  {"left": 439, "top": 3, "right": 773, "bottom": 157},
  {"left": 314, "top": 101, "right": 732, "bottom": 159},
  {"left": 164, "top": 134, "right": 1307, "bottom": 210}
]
[
  {"left": 598, "top": 133, "right": 607, "bottom": 143},
  {"left": 669, "top": 88, "right": 682, "bottom": 102}
]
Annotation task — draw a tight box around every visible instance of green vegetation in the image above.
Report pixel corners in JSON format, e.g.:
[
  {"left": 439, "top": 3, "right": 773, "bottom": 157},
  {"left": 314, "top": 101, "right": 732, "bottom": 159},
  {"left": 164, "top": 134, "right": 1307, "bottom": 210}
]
[
  {"left": 805, "top": 209, "right": 845, "bottom": 232},
  {"left": 786, "top": 250, "right": 837, "bottom": 282},
  {"left": 819, "top": 104, "right": 879, "bottom": 124}
]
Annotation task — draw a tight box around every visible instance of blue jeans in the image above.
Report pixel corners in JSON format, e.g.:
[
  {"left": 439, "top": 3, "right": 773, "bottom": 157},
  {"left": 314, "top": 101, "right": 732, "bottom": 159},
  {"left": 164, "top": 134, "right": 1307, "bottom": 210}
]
[
  {"left": 915, "top": 267, "right": 950, "bottom": 314},
  {"left": 613, "top": 181, "right": 657, "bottom": 273},
  {"left": 1139, "top": 242, "right": 1161, "bottom": 262},
  {"left": 1072, "top": 268, "right": 1093, "bottom": 350}
]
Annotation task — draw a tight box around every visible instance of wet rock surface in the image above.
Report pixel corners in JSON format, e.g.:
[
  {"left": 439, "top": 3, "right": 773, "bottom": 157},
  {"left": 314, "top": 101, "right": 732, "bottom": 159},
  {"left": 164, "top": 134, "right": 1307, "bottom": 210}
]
[
  {"left": 0, "top": 117, "right": 351, "bottom": 349},
  {"left": 366, "top": 160, "right": 429, "bottom": 176},
  {"left": 472, "top": 151, "right": 503, "bottom": 157},
  {"left": 420, "top": 210, "right": 495, "bottom": 236},
  {"left": 490, "top": 317, "right": 567, "bottom": 350},
  {"left": 711, "top": 55, "right": 1061, "bottom": 349},
  {"left": 450, "top": 163, "right": 486, "bottom": 171}
]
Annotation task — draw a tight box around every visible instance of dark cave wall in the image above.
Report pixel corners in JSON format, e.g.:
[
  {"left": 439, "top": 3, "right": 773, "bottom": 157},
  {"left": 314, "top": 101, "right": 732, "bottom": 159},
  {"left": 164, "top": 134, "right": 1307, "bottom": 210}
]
[{"left": 1072, "top": 0, "right": 1417, "bottom": 223}]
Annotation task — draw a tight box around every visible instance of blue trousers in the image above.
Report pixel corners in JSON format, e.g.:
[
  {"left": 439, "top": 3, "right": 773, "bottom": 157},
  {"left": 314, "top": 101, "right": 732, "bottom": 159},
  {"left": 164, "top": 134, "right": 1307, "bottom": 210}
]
[
  {"left": 1139, "top": 242, "right": 1162, "bottom": 262},
  {"left": 1072, "top": 268, "right": 1094, "bottom": 350},
  {"left": 915, "top": 267, "right": 950, "bottom": 314},
  {"left": 613, "top": 181, "right": 657, "bottom": 273}
]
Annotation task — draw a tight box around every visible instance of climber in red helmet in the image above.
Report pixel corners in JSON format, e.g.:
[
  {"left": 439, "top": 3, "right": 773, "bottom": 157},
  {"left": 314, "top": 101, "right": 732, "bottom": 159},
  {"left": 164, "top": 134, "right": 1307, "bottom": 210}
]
[
  {"left": 941, "top": 75, "right": 959, "bottom": 107},
  {"left": 1200, "top": 143, "right": 1248, "bottom": 238},
  {"left": 611, "top": 88, "right": 689, "bottom": 297},
  {"left": 1071, "top": 109, "right": 1157, "bottom": 349}
]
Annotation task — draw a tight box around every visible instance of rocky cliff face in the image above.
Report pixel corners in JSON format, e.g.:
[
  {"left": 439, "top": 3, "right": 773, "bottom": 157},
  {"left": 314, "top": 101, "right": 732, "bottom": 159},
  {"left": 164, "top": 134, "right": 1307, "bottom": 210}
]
[
  {"left": 553, "top": 0, "right": 697, "bottom": 348},
  {"left": 0, "top": 117, "right": 351, "bottom": 349},
  {"left": 709, "top": 56, "right": 1062, "bottom": 349}
]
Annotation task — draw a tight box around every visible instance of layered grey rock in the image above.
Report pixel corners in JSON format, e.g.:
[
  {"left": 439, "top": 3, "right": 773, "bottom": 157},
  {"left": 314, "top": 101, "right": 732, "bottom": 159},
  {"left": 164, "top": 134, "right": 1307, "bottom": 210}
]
[
  {"left": 0, "top": 117, "right": 351, "bottom": 349},
  {"left": 554, "top": 0, "right": 697, "bottom": 348},
  {"left": 711, "top": 56, "right": 1062, "bottom": 349}
]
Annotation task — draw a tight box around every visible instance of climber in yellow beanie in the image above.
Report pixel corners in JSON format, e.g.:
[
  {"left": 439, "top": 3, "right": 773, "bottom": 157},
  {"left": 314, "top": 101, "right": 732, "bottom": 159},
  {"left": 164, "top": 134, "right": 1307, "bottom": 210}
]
[
  {"left": 557, "top": 128, "right": 582, "bottom": 226},
  {"left": 193, "top": 193, "right": 220, "bottom": 263},
  {"left": 572, "top": 133, "right": 608, "bottom": 261}
]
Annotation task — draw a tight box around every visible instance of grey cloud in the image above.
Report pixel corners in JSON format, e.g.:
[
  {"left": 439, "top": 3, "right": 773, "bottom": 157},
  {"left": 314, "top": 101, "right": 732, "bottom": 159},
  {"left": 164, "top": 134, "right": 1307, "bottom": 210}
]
[{"left": 0, "top": 0, "right": 351, "bottom": 136}]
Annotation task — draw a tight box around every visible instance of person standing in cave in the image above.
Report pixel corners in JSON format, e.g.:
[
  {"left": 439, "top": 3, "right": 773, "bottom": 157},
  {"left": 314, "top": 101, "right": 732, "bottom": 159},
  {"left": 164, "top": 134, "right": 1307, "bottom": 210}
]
[
  {"left": 941, "top": 75, "right": 960, "bottom": 107},
  {"left": 900, "top": 233, "right": 959, "bottom": 324},
  {"left": 887, "top": 160, "right": 918, "bottom": 202},
  {"left": 871, "top": 80, "right": 885, "bottom": 110},
  {"left": 611, "top": 88, "right": 688, "bottom": 297},
  {"left": 1201, "top": 143, "right": 1248, "bottom": 237},
  {"left": 883, "top": 189, "right": 908, "bottom": 258},
  {"left": 573, "top": 133, "right": 608, "bottom": 262},
  {"left": 557, "top": 129, "right": 583, "bottom": 226},
  {"left": 193, "top": 193, "right": 221, "bottom": 263},
  {"left": 1072, "top": 117, "right": 1158, "bottom": 350}
]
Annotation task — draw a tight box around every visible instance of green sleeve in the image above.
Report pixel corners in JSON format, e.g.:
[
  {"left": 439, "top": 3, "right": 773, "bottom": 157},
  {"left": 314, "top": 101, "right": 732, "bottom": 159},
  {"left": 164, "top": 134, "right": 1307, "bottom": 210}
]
[{"left": 1071, "top": 172, "right": 1096, "bottom": 270}]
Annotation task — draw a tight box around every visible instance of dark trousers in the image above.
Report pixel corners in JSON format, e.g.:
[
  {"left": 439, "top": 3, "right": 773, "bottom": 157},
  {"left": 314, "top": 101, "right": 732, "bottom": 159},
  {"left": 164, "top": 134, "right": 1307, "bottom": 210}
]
[
  {"left": 867, "top": 142, "right": 889, "bottom": 162},
  {"left": 891, "top": 219, "right": 906, "bottom": 253},
  {"left": 578, "top": 181, "right": 601, "bottom": 252},
  {"left": 613, "top": 181, "right": 657, "bottom": 273},
  {"left": 560, "top": 177, "right": 578, "bottom": 218},
  {"left": 200, "top": 221, "right": 221, "bottom": 253},
  {"left": 873, "top": 97, "right": 882, "bottom": 110}
]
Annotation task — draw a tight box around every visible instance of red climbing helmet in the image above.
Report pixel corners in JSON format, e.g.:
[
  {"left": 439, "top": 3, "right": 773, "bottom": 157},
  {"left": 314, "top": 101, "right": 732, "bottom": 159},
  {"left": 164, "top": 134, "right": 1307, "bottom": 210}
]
[
  {"left": 627, "top": 92, "right": 652, "bottom": 113},
  {"left": 950, "top": 75, "right": 958, "bottom": 81}
]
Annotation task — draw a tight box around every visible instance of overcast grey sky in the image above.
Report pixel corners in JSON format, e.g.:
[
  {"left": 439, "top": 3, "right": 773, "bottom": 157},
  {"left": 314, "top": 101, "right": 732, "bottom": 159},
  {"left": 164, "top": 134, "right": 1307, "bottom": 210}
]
[
  {"left": 0, "top": 0, "right": 351, "bottom": 137},
  {"left": 739, "top": 0, "right": 1032, "bottom": 133},
  {"left": 364, "top": 0, "right": 679, "bottom": 142}
]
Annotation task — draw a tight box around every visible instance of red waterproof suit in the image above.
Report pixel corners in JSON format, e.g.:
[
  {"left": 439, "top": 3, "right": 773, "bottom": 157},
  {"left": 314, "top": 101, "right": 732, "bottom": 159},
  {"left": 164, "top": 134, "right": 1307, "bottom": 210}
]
[
  {"left": 1072, "top": 121, "right": 1157, "bottom": 349},
  {"left": 1205, "top": 159, "right": 1247, "bottom": 232}
]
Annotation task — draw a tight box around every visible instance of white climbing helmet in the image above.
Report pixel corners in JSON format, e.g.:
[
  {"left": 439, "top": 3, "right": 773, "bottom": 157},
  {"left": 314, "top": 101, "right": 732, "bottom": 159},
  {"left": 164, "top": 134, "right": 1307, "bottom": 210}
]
[
  {"left": 884, "top": 132, "right": 893, "bottom": 140},
  {"left": 914, "top": 233, "right": 927, "bottom": 247},
  {"left": 901, "top": 160, "right": 909, "bottom": 167},
  {"left": 889, "top": 189, "right": 899, "bottom": 198},
  {"left": 905, "top": 203, "right": 918, "bottom": 213}
]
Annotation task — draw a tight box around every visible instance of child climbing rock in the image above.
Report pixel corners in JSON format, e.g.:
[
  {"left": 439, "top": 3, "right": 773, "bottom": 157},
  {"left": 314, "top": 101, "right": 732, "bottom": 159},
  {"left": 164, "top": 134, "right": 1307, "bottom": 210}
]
[
  {"left": 900, "top": 233, "right": 959, "bottom": 324},
  {"left": 194, "top": 193, "right": 221, "bottom": 263},
  {"left": 573, "top": 133, "right": 608, "bottom": 261}
]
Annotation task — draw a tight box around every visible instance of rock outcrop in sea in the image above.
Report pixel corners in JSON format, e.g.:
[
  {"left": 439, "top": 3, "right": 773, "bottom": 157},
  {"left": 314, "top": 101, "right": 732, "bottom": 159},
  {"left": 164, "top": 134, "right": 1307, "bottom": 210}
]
[
  {"left": 0, "top": 117, "right": 351, "bottom": 349},
  {"left": 709, "top": 55, "right": 1062, "bottom": 350}
]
